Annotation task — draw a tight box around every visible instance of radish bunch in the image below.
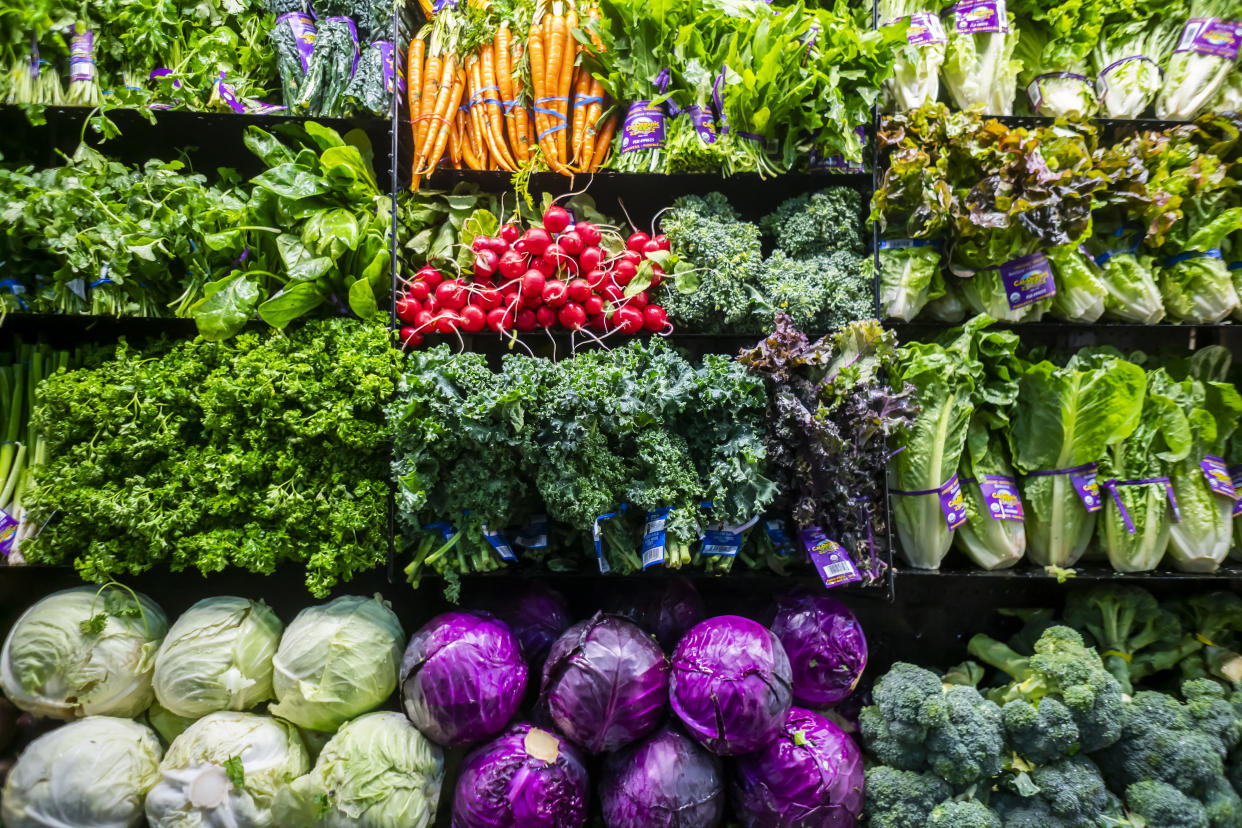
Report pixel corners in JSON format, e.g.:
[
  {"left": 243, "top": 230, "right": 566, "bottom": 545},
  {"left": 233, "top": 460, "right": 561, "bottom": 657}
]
[{"left": 396, "top": 204, "right": 673, "bottom": 347}]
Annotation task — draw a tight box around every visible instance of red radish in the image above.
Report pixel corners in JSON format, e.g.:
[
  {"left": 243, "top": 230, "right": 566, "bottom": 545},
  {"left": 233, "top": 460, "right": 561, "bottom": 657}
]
[
  {"left": 486, "top": 307, "right": 513, "bottom": 332},
  {"left": 615, "top": 260, "right": 636, "bottom": 286},
  {"left": 543, "top": 243, "right": 570, "bottom": 269},
  {"left": 476, "top": 287, "right": 501, "bottom": 311},
  {"left": 435, "top": 280, "right": 467, "bottom": 311},
  {"left": 642, "top": 239, "right": 662, "bottom": 255},
  {"left": 523, "top": 291, "right": 544, "bottom": 309},
  {"left": 542, "top": 280, "right": 569, "bottom": 307},
  {"left": 585, "top": 294, "right": 604, "bottom": 316},
  {"left": 435, "top": 312, "right": 463, "bottom": 333},
  {"left": 643, "top": 304, "right": 669, "bottom": 332},
  {"left": 621, "top": 250, "right": 643, "bottom": 267},
  {"left": 536, "top": 306, "right": 558, "bottom": 328},
  {"left": 424, "top": 295, "right": 440, "bottom": 315},
  {"left": 417, "top": 265, "right": 441, "bottom": 281},
  {"left": 652, "top": 234, "right": 670, "bottom": 251},
  {"left": 577, "top": 222, "right": 601, "bottom": 246},
  {"left": 532, "top": 255, "right": 557, "bottom": 277},
  {"left": 484, "top": 237, "right": 509, "bottom": 255},
  {"left": 649, "top": 265, "right": 664, "bottom": 288},
  {"left": 585, "top": 269, "right": 608, "bottom": 289},
  {"left": 626, "top": 291, "right": 648, "bottom": 310},
  {"left": 500, "top": 223, "right": 522, "bottom": 244},
  {"left": 579, "top": 246, "right": 603, "bottom": 272},
  {"left": 543, "top": 205, "right": 572, "bottom": 234},
  {"left": 516, "top": 308, "right": 538, "bottom": 332},
  {"left": 396, "top": 295, "right": 421, "bottom": 323},
  {"left": 460, "top": 305, "right": 487, "bottom": 333},
  {"left": 626, "top": 232, "right": 650, "bottom": 252},
  {"left": 498, "top": 250, "right": 527, "bottom": 280},
  {"left": 612, "top": 305, "right": 644, "bottom": 334},
  {"left": 521, "top": 227, "right": 552, "bottom": 255},
  {"left": 409, "top": 280, "right": 430, "bottom": 301},
  {"left": 414, "top": 309, "right": 433, "bottom": 330},
  {"left": 399, "top": 326, "right": 423, "bottom": 347},
  {"left": 474, "top": 249, "right": 500, "bottom": 279},
  {"left": 558, "top": 231, "right": 584, "bottom": 256},
  {"left": 567, "top": 278, "right": 591, "bottom": 304},
  {"left": 558, "top": 302, "right": 587, "bottom": 329},
  {"left": 471, "top": 236, "right": 494, "bottom": 253},
  {"left": 588, "top": 313, "right": 608, "bottom": 332},
  {"left": 601, "top": 283, "right": 624, "bottom": 303},
  {"left": 521, "top": 270, "right": 546, "bottom": 298}
]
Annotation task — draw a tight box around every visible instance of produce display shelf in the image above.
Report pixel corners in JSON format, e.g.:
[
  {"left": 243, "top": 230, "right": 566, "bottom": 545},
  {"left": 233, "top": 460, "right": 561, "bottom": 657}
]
[{"left": 895, "top": 564, "right": 1242, "bottom": 581}]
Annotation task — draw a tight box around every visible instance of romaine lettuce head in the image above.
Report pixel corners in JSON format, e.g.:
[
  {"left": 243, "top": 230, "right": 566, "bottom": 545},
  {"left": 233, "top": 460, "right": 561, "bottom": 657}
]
[
  {"left": 1099, "top": 252, "right": 1166, "bottom": 323},
  {"left": 943, "top": 11, "right": 1022, "bottom": 114},
  {"left": 0, "top": 585, "right": 168, "bottom": 719},
  {"left": 1092, "top": 19, "right": 1181, "bottom": 119},
  {"left": 1158, "top": 33, "right": 1238, "bottom": 119},
  {"left": 730, "top": 707, "right": 865, "bottom": 828},
  {"left": 1159, "top": 258, "right": 1240, "bottom": 323},
  {"left": 879, "top": 244, "right": 945, "bottom": 321},
  {"left": 669, "top": 616, "right": 793, "bottom": 756},
  {"left": 401, "top": 611, "right": 527, "bottom": 747},
  {"left": 770, "top": 592, "right": 867, "bottom": 706},
  {"left": 275, "top": 711, "right": 444, "bottom": 828},
  {"left": 602, "top": 576, "right": 707, "bottom": 652},
  {"left": 955, "top": 424, "right": 1026, "bottom": 570},
  {"left": 600, "top": 725, "right": 725, "bottom": 828},
  {"left": 1048, "top": 245, "right": 1106, "bottom": 323},
  {"left": 1, "top": 716, "right": 162, "bottom": 828},
  {"left": 269, "top": 594, "right": 403, "bottom": 732},
  {"left": 540, "top": 613, "right": 668, "bottom": 753},
  {"left": 452, "top": 723, "right": 589, "bottom": 828},
  {"left": 145, "top": 711, "right": 308, "bottom": 828},
  {"left": 153, "top": 596, "right": 283, "bottom": 719},
  {"left": 493, "top": 582, "right": 572, "bottom": 668}
]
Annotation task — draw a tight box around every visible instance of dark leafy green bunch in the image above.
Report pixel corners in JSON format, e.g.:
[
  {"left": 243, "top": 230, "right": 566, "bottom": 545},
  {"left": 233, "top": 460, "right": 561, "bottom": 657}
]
[{"left": 24, "top": 319, "right": 400, "bottom": 597}]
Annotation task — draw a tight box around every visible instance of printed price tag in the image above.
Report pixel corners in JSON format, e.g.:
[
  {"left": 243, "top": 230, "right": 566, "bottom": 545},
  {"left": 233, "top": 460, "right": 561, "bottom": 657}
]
[
  {"left": 938, "top": 474, "right": 969, "bottom": 530},
  {"left": 642, "top": 507, "right": 671, "bottom": 569},
  {"left": 979, "top": 475, "right": 1024, "bottom": 521},
  {"left": 1000, "top": 251, "right": 1056, "bottom": 309},
  {"left": 69, "top": 30, "right": 95, "bottom": 83},
  {"left": 1201, "top": 455, "right": 1238, "bottom": 499},
  {"left": 1231, "top": 466, "right": 1242, "bottom": 517},
  {"left": 482, "top": 524, "right": 517, "bottom": 562},
  {"left": 1070, "top": 465, "right": 1103, "bottom": 513},
  {"left": 515, "top": 514, "right": 549, "bottom": 549},
  {"left": 621, "top": 101, "right": 666, "bottom": 153},
  {"left": 953, "top": 0, "right": 1008, "bottom": 33},
  {"left": 801, "top": 526, "right": 862, "bottom": 589},
  {"left": 701, "top": 529, "right": 743, "bottom": 557},
  {"left": 592, "top": 516, "right": 612, "bottom": 574},
  {"left": 1176, "top": 18, "right": 1242, "bottom": 61},
  {"left": 0, "top": 508, "right": 16, "bottom": 556}
]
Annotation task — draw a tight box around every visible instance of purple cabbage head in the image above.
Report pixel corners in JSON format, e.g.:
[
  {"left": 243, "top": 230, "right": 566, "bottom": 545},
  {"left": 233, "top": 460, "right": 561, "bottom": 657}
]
[
  {"left": 452, "top": 723, "right": 589, "bottom": 828},
  {"left": 669, "top": 615, "right": 793, "bottom": 756},
  {"left": 770, "top": 592, "right": 867, "bottom": 706},
  {"left": 494, "top": 582, "right": 573, "bottom": 667},
  {"left": 600, "top": 725, "right": 725, "bottom": 828},
  {"left": 540, "top": 613, "right": 668, "bottom": 753},
  {"left": 730, "top": 707, "right": 864, "bottom": 828},
  {"left": 401, "top": 611, "right": 527, "bottom": 747},
  {"left": 604, "top": 577, "right": 706, "bottom": 652}
]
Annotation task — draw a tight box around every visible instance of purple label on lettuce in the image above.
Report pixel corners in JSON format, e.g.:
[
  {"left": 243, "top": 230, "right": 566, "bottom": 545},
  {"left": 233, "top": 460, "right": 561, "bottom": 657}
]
[
  {"left": 938, "top": 474, "right": 968, "bottom": 530},
  {"left": 69, "top": 30, "right": 95, "bottom": 83},
  {"left": 278, "top": 12, "right": 317, "bottom": 73},
  {"left": 217, "top": 73, "right": 245, "bottom": 113},
  {"left": 621, "top": 101, "right": 666, "bottom": 153},
  {"left": 0, "top": 508, "right": 16, "bottom": 556},
  {"left": 903, "top": 11, "right": 947, "bottom": 44},
  {"left": 810, "top": 124, "right": 867, "bottom": 172},
  {"left": 801, "top": 526, "right": 862, "bottom": 589},
  {"left": 1070, "top": 464, "right": 1103, "bottom": 512},
  {"left": 1231, "top": 466, "right": 1242, "bottom": 516},
  {"left": 1176, "top": 18, "right": 1242, "bottom": 60},
  {"left": 713, "top": 67, "right": 728, "bottom": 132},
  {"left": 953, "top": 0, "right": 1008, "bottom": 33},
  {"left": 1201, "top": 455, "right": 1237, "bottom": 499},
  {"left": 979, "top": 474, "right": 1024, "bottom": 521},
  {"left": 683, "top": 105, "right": 718, "bottom": 144},
  {"left": 1000, "top": 251, "right": 1056, "bottom": 309}
]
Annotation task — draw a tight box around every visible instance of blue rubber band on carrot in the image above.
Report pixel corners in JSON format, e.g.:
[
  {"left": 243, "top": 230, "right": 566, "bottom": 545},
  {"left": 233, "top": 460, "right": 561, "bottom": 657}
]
[{"left": 572, "top": 95, "right": 602, "bottom": 108}]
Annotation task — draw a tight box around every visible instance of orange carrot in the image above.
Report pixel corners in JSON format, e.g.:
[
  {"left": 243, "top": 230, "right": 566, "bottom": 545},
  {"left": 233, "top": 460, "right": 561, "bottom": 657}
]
[
  {"left": 415, "top": 48, "right": 444, "bottom": 169},
  {"left": 416, "top": 53, "right": 458, "bottom": 176},
  {"left": 449, "top": 109, "right": 462, "bottom": 168},
  {"left": 480, "top": 42, "right": 517, "bottom": 170},
  {"left": 465, "top": 57, "right": 490, "bottom": 167},
  {"left": 569, "top": 67, "right": 592, "bottom": 167},
  {"left": 408, "top": 37, "right": 425, "bottom": 155},
  {"left": 511, "top": 39, "right": 534, "bottom": 162},
  {"left": 589, "top": 113, "right": 616, "bottom": 172},
  {"left": 557, "top": 8, "right": 576, "bottom": 166},
  {"left": 578, "top": 77, "right": 604, "bottom": 167},
  {"left": 427, "top": 69, "right": 466, "bottom": 172},
  {"left": 541, "top": 15, "right": 566, "bottom": 166},
  {"left": 462, "top": 101, "right": 485, "bottom": 169},
  {"left": 527, "top": 25, "right": 552, "bottom": 161},
  {"left": 496, "top": 26, "right": 522, "bottom": 162}
]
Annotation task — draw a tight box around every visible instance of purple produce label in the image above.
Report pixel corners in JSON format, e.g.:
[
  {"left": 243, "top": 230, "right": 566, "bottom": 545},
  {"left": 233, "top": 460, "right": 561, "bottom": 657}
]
[
  {"left": 217, "top": 73, "right": 245, "bottom": 113},
  {"left": 902, "top": 11, "right": 948, "bottom": 45},
  {"left": 1176, "top": 18, "right": 1242, "bottom": 61},
  {"left": 621, "top": 101, "right": 666, "bottom": 153},
  {"left": 938, "top": 474, "right": 968, "bottom": 530},
  {"left": 375, "top": 41, "right": 402, "bottom": 95},
  {"left": 1000, "top": 251, "right": 1056, "bottom": 309},
  {"left": 809, "top": 125, "right": 867, "bottom": 172},
  {"left": 683, "top": 105, "right": 718, "bottom": 144},
  {"left": 979, "top": 474, "right": 1024, "bottom": 521},
  {"left": 482, "top": 523, "right": 517, "bottom": 561},
  {"left": 641, "top": 507, "right": 671, "bottom": 569},
  {"left": 1231, "top": 466, "right": 1242, "bottom": 516},
  {"left": 326, "top": 17, "right": 360, "bottom": 76},
  {"left": 801, "top": 526, "right": 862, "bottom": 589},
  {"left": 1070, "top": 464, "right": 1103, "bottom": 513},
  {"left": 69, "top": 30, "right": 95, "bottom": 83},
  {"left": 1201, "top": 454, "right": 1237, "bottom": 499},
  {"left": 0, "top": 508, "right": 16, "bottom": 556},
  {"left": 278, "top": 12, "right": 316, "bottom": 72},
  {"left": 953, "top": 0, "right": 1008, "bottom": 33},
  {"left": 712, "top": 68, "right": 728, "bottom": 132}
]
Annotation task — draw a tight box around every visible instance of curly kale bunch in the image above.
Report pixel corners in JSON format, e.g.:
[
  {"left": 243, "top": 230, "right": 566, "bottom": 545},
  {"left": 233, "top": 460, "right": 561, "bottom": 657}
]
[
  {"left": 27, "top": 319, "right": 399, "bottom": 597},
  {"left": 755, "top": 249, "right": 874, "bottom": 333},
  {"left": 761, "top": 187, "right": 866, "bottom": 257}
]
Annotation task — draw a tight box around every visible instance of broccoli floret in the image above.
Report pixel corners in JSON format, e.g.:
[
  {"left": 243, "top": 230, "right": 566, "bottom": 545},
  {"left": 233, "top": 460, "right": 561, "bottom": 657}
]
[
  {"left": 1002, "top": 696, "right": 1081, "bottom": 765},
  {"left": 1064, "top": 585, "right": 1184, "bottom": 694},
  {"left": 994, "top": 797, "right": 1062, "bottom": 828},
  {"left": 670, "top": 192, "right": 738, "bottom": 222},
  {"left": 1183, "top": 679, "right": 1242, "bottom": 758},
  {"left": 925, "top": 799, "right": 1001, "bottom": 828},
  {"left": 761, "top": 188, "right": 864, "bottom": 257},
  {"left": 1026, "top": 755, "right": 1119, "bottom": 827},
  {"left": 1203, "top": 774, "right": 1242, "bottom": 828},
  {"left": 925, "top": 685, "right": 1005, "bottom": 787},
  {"left": 863, "top": 765, "right": 952, "bottom": 828},
  {"left": 1126, "top": 781, "right": 1211, "bottom": 828},
  {"left": 969, "top": 625, "right": 1125, "bottom": 753}
]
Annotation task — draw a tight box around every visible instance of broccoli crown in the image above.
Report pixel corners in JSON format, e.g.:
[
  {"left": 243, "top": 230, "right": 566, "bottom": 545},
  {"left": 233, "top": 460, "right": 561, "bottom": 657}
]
[
  {"left": 993, "top": 797, "right": 1061, "bottom": 828},
  {"left": 863, "top": 765, "right": 952, "bottom": 828},
  {"left": 761, "top": 188, "right": 865, "bottom": 257},
  {"left": 925, "top": 799, "right": 1001, "bottom": 828},
  {"left": 1063, "top": 585, "right": 1183, "bottom": 694},
  {"left": 1182, "top": 678, "right": 1242, "bottom": 758},
  {"left": 858, "top": 706, "right": 927, "bottom": 771},
  {"left": 1027, "top": 755, "right": 1118, "bottom": 827},
  {"left": 1126, "top": 780, "right": 1211, "bottom": 828},
  {"left": 1203, "top": 775, "right": 1242, "bottom": 828},
  {"left": 924, "top": 686, "right": 1005, "bottom": 787},
  {"left": 1002, "top": 696, "right": 1081, "bottom": 765}
]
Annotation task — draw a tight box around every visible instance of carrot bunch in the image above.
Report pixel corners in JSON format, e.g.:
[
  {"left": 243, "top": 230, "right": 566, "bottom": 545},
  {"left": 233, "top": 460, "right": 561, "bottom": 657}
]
[{"left": 406, "top": 0, "right": 617, "bottom": 189}]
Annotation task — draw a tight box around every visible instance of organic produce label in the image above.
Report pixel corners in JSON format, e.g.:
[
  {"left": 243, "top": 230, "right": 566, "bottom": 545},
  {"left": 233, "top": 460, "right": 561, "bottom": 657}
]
[
  {"left": 69, "top": 30, "right": 95, "bottom": 83},
  {"left": 482, "top": 524, "right": 517, "bottom": 561},
  {"left": 0, "top": 508, "right": 16, "bottom": 555},
  {"left": 765, "top": 518, "right": 795, "bottom": 555},
  {"left": 216, "top": 73, "right": 245, "bottom": 114},
  {"left": 1175, "top": 18, "right": 1242, "bottom": 61},
  {"left": 683, "top": 105, "right": 718, "bottom": 144},
  {"left": 953, "top": 0, "right": 1008, "bottom": 33},
  {"left": 1070, "top": 465, "right": 1103, "bottom": 512},
  {"left": 1232, "top": 466, "right": 1242, "bottom": 517},
  {"left": 641, "top": 507, "right": 671, "bottom": 569},
  {"left": 904, "top": 11, "right": 947, "bottom": 44},
  {"left": 375, "top": 41, "right": 401, "bottom": 94},
  {"left": 1000, "top": 251, "right": 1056, "bottom": 309},
  {"left": 801, "top": 526, "right": 862, "bottom": 589},
  {"left": 277, "top": 12, "right": 316, "bottom": 72},
  {"left": 621, "top": 101, "right": 666, "bottom": 153},
  {"left": 1201, "top": 454, "right": 1237, "bottom": 499},
  {"left": 978, "top": 474, "right": 1024, "bottom": 521},
  {"left": 937, "top": 474, "right": 969, "bottom": 529},
  {"left": 515, "top": 514, "right": 549, "bottom": 549}
]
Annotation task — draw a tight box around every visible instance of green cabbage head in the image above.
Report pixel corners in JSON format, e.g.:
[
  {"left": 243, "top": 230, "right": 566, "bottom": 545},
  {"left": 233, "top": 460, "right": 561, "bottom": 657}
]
[
  {"left": 1, "top": 716, "right": 162, "bottom": 827},
  {"left": 153, "top": 596, "right": 283, "bottom": 718}
]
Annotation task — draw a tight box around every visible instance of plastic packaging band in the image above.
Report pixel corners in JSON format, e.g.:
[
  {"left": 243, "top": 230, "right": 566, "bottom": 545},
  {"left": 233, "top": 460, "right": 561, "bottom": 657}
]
[
  {"left": 1163, "top": 248, "right": 1222, "bottom": 266},
  {"left": 1100, "top": 476, "right": 1178, "bottom": 533},
  {"left": 572, "top": 95, "right": 603, "bottom": 109},
  {"left": 1020, "top": 462, "right": 1097, "bottom": 478},
  {"left": 878, "top": 238, "right": 943, "bottom": 250}
]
